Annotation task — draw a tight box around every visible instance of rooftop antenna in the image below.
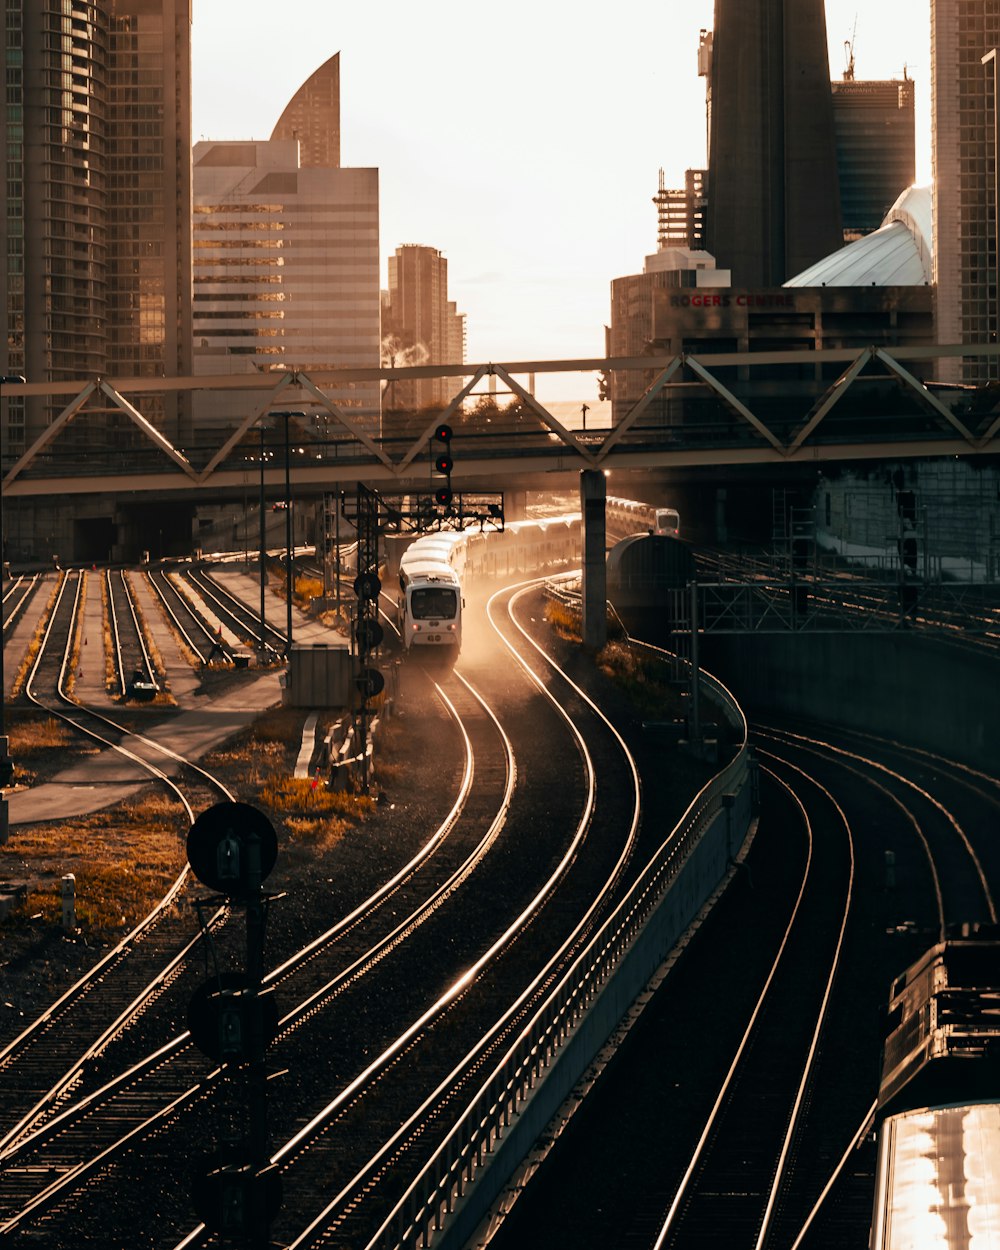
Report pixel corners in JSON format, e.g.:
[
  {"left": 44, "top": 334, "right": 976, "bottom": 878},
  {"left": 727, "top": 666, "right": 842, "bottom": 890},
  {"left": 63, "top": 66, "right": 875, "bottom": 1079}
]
[{"left": 844, "top": 15, "right": 857, "bottom": 81}]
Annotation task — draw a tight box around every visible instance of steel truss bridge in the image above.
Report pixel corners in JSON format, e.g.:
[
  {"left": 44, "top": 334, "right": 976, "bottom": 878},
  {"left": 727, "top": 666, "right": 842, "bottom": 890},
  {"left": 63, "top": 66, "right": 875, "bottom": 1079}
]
[{"left": 2, "top": 342, "right": 999, "bottom": 502}]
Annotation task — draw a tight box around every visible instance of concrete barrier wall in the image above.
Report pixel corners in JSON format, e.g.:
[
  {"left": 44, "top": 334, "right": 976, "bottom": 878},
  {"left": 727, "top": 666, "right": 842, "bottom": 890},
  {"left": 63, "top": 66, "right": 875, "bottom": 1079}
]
[
  {"left": 435, "top": 769, "right": 755, "bottom": 1250},
  {"left": 703, "top": 633, "right": 996, "bottom": 771},
  {"left": 444, "top": 797, "right": 748, "bottom": 1249}
]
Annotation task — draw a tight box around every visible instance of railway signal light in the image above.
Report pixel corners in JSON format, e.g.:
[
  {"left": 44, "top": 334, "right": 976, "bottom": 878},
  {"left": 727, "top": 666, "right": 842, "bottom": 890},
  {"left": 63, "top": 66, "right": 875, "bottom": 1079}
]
[
  {"left": 355, "top": 666, "right": 385, "bottom": 701},
  {"left": 187, "top": 973, "right": 279, "bottom": 1062},
  {"left": 192, "top": 1152, "right": 282, "bottom": 1236},
  {"left": 353, "top": 571, "right": 382, "bottom": 603},
  {"left": 432, "top": 423, "right": 454, "bottom": 509},
  {"left": 186, "top": 801, "right": 278, "bottom": 903},
  {"left": 356, "top": 617, "right": 384, "bottom": 652}
]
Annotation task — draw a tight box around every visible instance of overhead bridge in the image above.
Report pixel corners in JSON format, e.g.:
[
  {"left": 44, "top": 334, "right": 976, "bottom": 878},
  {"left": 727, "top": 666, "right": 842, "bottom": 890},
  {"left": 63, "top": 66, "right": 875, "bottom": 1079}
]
[{"left": 2, "top": 343, "right": 999, "bottom": 501}]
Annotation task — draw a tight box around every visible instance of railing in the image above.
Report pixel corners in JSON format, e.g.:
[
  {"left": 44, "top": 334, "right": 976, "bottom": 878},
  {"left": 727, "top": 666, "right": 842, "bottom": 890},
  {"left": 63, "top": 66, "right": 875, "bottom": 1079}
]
[
  {"left": 5, "top": 342, "right": 1000, "bottom": 497},
  {"left": 366, "top": 667, "right": 750, "bottom": 1249}
]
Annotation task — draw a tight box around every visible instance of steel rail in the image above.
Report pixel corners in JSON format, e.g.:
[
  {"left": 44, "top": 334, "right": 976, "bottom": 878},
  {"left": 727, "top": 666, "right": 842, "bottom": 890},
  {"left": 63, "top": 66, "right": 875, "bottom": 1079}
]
[{"left": 759, "top": 725, "right": 997, "bottom": 925}]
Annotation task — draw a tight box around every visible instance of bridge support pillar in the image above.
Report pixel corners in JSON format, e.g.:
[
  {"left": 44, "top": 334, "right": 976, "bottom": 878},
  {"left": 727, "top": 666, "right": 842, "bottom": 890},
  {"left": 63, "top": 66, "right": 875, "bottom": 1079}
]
[
  {"left": 504, "top": 490, "right": 527, "bottom": 522},
  {"left": 580, "top": 470, "right": 607, "bottom": 651}
]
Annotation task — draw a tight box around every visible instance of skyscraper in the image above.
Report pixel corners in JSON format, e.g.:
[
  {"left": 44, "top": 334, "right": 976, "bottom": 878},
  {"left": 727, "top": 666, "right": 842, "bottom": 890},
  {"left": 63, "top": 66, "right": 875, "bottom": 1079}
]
[
  {"left": 383, "top": 245, "right": 466, "bottom": 411},
  {"left": 192, "top": 56, "right": 380, "bottom": 428},
  {"left": 832, "top": 77, "right": 916, "bottom": 242},
  {"left": 705, "top": 0, "right": 843, "bottom": 287},
  {"left": 1, "top": 0, "right": 192, "bottom": 454},
  {"left": 932, "top": 0, "right": 1000, "bottom": 381}
]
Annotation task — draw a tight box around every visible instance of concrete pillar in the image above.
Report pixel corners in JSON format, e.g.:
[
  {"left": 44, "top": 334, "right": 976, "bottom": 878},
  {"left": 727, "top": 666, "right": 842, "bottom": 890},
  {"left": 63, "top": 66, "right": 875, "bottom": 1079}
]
[
  {"left": 505, "top": 490, "right": 528, "bottom": 522},
  {"left": 580, "top": 470, "right": 607, "bottom": 650}
]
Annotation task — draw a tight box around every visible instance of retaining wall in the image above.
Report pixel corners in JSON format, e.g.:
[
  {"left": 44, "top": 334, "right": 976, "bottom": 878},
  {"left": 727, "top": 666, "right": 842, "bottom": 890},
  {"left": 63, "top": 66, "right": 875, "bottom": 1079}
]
[{"left": 703, "top": 633, "right": 997, "bottom": 772}]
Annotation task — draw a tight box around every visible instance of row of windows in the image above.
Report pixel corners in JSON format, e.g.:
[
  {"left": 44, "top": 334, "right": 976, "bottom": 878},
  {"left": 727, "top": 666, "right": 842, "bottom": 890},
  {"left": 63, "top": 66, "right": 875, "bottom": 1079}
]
[
  {"left": 193, "top": 312, "right": 380, "bottom": 327},
  {"left": 193, "top": 238, "right": 284, "bottom": 250},
  {"left": 197, "top": 220, "right": 285, "bottom": 232},
  {"left": 194, "top": 204, "right": 286, "bottom": 215},
  {"left": 193, "top": 291, "right": 287, "bottom": 302},
  {"left": 194, "top": 203, "right": 379, "bottom": 217},
  {"left": 194, "top": 274, "right": 282, "bottom": 285}
]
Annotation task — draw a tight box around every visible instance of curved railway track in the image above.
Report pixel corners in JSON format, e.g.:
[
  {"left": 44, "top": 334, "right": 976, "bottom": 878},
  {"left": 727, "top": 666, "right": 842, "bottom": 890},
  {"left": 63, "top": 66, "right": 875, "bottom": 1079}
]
[
  {"left": 14, "top": 554, "right": 981, "bottom": 1250},
  {"left": 482, "top": 719, "right": 999, "bottom": 1250},
  {"left": 0, "top": 574, "right": 655, "bottom": 1249},
  {"left": 0, "top": 568, "right": 239, "bottom": 1196},
  {"left": 181, "top": 565, "right": 286, "bottom": 659},
  {"left": 145, "top": 566, "right": 236, "bottom": 668}
]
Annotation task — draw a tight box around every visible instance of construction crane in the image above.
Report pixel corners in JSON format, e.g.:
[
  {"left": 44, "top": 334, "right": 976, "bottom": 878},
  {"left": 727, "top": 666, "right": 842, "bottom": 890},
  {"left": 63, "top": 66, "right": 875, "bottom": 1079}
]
[{"left": 844, "top": 16, "right": 857, "bottom": 81}]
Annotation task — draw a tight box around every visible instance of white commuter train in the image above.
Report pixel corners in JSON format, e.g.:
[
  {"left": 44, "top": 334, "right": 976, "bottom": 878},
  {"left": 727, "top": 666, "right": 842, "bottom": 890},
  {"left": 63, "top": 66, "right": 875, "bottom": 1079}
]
[
  {"left": 396, "top": 530, "right": 466, "bottom": 656},
  {"left": 396, "top": 513, "right": 582, "bottom": 657},
  {"left": 606, "top": 496, "right": 681, "bottom": 538}
]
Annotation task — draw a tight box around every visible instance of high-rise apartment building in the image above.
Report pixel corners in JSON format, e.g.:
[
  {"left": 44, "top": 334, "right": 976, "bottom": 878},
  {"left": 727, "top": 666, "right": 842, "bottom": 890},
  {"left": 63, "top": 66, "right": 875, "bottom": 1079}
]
[
  {"left": 382, "top": 245, "right": 466, "bottom": 411},
  {"left": 932, "top": 0, "right": 1000, "bottom": 381},
  {"left": 832, "top": 77, "right": 916, "bottom": 242},
  {"left": 705, "top": 0, "right": 843, "bottom": 286},
  {"left": 1, "top": 0, "right": 192, "bottom": 454},
  {"left": 192, "top": 56, "right": 380, "bottom": 428}
]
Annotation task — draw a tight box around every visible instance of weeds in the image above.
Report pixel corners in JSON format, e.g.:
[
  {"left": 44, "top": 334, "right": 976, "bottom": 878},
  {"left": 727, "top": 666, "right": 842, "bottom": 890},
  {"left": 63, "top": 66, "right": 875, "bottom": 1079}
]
[
  {"left": 596, "top": 640, "right": 684, "bottom": 719},
  {"left": 0, "top": 792, "right": 185, "bottom": 933},
  {"left": 545, "top": 599, "right": 581, "bottom": 641}
]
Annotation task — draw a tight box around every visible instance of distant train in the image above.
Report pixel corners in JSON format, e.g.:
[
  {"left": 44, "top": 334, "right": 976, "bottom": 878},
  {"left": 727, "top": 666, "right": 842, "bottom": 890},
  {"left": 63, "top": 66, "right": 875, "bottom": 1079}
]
[
  {"left": 869, "top": 928, "right": 1000, "bottom": 1250},
  {"left": 395, "top": 513, "right": 582, "bottom": 657},
  {"left": 606, "top": 497, "right": 681, "bottom": 538}
]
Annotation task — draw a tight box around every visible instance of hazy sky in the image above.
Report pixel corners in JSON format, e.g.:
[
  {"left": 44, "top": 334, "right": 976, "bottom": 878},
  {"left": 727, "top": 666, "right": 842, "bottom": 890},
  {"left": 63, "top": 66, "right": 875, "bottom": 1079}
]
[{"left": 192, "top": 2, "right": 931, "bottom": 400}]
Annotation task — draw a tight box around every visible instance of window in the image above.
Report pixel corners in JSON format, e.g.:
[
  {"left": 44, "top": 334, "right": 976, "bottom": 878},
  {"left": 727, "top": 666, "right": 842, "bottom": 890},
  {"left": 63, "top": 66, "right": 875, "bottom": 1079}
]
[{"left": 410, "top": 587, "right": 457, "bottom": 620}]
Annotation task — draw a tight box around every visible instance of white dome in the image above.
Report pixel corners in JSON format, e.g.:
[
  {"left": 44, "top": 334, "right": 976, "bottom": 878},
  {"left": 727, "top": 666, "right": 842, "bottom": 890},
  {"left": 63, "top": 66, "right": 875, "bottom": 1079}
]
[{"left": 784, "top": 186, "right": 932, "bottom": 287}]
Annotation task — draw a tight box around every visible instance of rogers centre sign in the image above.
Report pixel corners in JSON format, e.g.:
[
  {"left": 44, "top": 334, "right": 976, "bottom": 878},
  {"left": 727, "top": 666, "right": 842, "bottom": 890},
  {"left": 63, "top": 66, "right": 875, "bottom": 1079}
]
[{"left": 668, "top": 292, "right": 795, "bottom": 308}]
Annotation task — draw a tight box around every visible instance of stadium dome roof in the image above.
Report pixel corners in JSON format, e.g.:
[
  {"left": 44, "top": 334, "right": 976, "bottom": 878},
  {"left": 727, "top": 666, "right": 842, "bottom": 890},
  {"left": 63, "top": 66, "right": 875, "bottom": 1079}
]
[{"left": 784, "top": 185, "right": 931, "bottom": 288}]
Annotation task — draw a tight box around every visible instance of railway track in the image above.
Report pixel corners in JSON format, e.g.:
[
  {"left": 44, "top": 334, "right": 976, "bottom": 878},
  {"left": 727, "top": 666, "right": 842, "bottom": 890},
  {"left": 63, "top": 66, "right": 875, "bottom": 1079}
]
[
  {"left": 180, "top": 565, "right": 286, "bottom": 659},
  {"left": 0, "top": 573, "right": 661, "bottom": 1249},
  {"left": 106, "top": 567, "right": 161, "bottom": 697},
  {"left": 482, "top": 719, "right": 999, "bottom": 1250},
  {"left": 2, "top": 571, "right": 43, "bottom": 644}
]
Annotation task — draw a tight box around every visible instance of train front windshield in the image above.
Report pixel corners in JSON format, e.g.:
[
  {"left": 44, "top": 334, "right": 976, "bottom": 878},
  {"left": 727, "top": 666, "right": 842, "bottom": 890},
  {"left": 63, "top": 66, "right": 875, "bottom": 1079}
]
[
  {"left": 410, "top": 586, "right": 458, "bottom": 620},
  {"left": 655, "top": 509, "right": 680, "bottom": 535}
]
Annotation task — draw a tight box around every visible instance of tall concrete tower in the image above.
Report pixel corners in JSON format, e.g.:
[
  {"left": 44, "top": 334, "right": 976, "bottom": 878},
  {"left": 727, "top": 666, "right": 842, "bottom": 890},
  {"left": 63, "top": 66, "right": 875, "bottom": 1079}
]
[{"left": 706, "top": 0, "right": 843, "bottom": 287}]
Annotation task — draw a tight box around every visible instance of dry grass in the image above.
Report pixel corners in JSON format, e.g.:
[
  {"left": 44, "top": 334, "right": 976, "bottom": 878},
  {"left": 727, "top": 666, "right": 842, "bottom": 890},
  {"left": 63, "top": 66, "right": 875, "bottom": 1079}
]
[
  {"left": 62, "top": 572, "right": 87, "bottom": 697},
  {"left": 203, "top": 705, "right": 375, "bottom": 815},
  {"left": 545, "top": 599, "right": 581, "bottom": 641},
  {"left": 6, "top": 713, "right": 98, "bottom": 788},
  {"left": 1, "top": 792, "right": 186, "bottom": 932},
  {"left": 9, "top": 714, "right": 78, "bottom": 753},
  {"left": 596, "top": 640, "right": 684, "bottom": 719},
  {"left": 295, "top": 575, "right": 323, "bottom": 607}
]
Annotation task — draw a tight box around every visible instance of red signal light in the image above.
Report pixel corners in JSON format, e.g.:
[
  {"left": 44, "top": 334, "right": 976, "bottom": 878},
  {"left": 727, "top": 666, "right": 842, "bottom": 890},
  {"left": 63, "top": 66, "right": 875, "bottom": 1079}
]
[
  {"left": 435, "top": 486, "right": 453, "bottom": 507},
  {"left": 435, "top": 452, "right": 454, "bottom": 474},
  {"left": 434, "top": 423, "right": 452, "bottom": 443}
]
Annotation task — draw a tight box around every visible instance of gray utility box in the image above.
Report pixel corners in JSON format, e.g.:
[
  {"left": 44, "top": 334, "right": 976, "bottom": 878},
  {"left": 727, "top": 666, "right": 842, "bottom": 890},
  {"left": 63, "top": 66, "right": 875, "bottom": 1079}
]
[{"left": 286, "top": 642, "right": 353, "bottom": 709}]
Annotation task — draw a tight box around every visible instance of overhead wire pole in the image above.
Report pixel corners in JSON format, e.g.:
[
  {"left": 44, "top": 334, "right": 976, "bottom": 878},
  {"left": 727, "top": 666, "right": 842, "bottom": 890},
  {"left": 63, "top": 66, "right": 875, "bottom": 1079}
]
[
  {"left": 0, "top": 375, "right": 25, "bottom": 845},
  {"left": 271, "top": 410, "right": 304, "bottom": 660},
  {"left": 258, "top": 421, "right": 267, "bottom": 660}
]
